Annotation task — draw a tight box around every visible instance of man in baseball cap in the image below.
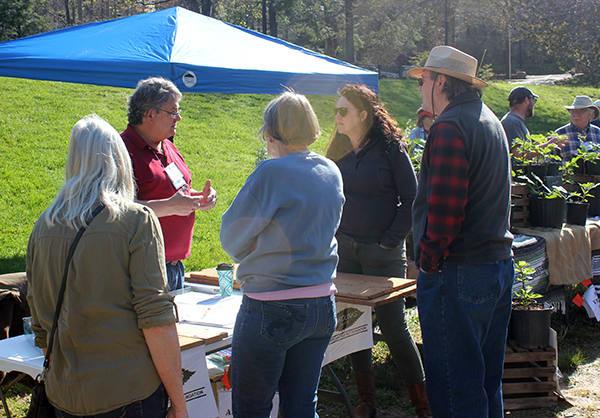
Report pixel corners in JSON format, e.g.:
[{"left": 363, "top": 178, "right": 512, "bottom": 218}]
[
  {"left": 409, "top": 46, "right": 513, "bottom": 418},
  {"left": 554, "top": 95, "right": 600, "bottom": 161},
  {"left": 501, "top": 86, "right": 539, "bottom": 147}
]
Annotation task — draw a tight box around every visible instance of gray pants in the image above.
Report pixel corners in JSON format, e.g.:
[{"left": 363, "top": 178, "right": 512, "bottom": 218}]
[{"left": 336, "top": 233, "right": 425, "bottom": 386}]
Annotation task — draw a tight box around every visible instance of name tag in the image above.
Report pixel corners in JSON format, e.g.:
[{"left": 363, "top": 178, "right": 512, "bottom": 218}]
[{"left": 165, "top": 162, "right": 186, "bottom": 190}]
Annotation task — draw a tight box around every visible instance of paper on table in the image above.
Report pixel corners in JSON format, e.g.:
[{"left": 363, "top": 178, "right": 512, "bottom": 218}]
[
  {"left": 582, "top": 285, "right": 600, "bottom": 321},
  {"left": 175, "top": 293, "right": 242, "bottom": 328}
]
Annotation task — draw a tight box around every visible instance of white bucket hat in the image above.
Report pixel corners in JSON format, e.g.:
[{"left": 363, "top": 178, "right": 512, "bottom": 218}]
[
  {"left": 564, "top": 95, "right": 600, "bottom": 120},
  {"left": 407, "top": 45, "right": 488, "bottom": 88}
]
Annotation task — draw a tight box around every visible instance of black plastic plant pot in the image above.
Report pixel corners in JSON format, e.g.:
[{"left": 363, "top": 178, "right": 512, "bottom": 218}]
[
  {"left": 585, "top": 160, "right": 600, "bottom": 175},
  {"left": 546, "top": 162, "right": 560, "bottom": 176},
  {"left": 588, "top": 193, "right": 600, "bottom": 217},
  {"left": 573, "top": 159, "right": 585, "bottom": 175},
  {"left": 528, "top": 196, "right": 565, "bottom": 229},
  {"left": 525, "top": 164, "right": 548, "bottom": 181},
  {"left": 509, "top": 306, "right": 553, "bottom": 349},
  {"left": 566, "top": 201, "right": 589, "bottom": 226}
]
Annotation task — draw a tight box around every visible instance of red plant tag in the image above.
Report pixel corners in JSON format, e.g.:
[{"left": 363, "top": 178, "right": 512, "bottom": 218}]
[
  {"left": 572, "top": 294, "right": 584, "bottom": 307},
  {"left": 582, "top": 279, "right": 592, "bottom": 287},
  {"left": 222, "top": 365, "right": 231, "bottom": 390}
]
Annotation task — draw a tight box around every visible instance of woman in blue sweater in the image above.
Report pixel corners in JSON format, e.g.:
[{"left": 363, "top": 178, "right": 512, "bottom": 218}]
[
  {"left": 326, "top": 85, "right": 431, "bottom": 418},
  {"left": 220, "top": 92, "right": 345, "bottom": 418}
]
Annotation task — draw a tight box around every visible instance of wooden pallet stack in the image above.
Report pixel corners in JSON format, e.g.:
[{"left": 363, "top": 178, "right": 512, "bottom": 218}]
[
  {"left": 511, "top": 182, "right": 530, "bottom": 228},
  {"left": 502, "top": 342, "right": 558, "bottom": 410}
]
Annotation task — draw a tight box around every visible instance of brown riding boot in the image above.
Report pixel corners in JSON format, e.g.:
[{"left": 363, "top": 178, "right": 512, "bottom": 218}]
[
  {"left": 354, "top": 370, "right": 377, "bottom": 418},
  {"left": 406, "top": 382, "right": 432, "bottom": 418}
]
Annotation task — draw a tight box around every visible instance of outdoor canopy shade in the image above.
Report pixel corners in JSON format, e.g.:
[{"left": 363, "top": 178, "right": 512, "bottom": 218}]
[{"left": 0, "top": 7, "right": 378, "bottom": 95}]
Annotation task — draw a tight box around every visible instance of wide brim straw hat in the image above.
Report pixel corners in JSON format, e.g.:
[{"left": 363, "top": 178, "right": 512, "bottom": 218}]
[
  {"left": 407, "top": 45, "right": 488, "bottom": 88},
  {"left": 564, "top": 95, "right": 600, "bottom": 120}
]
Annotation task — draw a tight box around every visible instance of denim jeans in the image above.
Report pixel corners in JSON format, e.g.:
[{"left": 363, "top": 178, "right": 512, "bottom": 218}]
[
  {"left": 336, "top": 233, "right": 425, "bottom": 385},
  {"left": 166, "top": 261, "right": 185, "bottom": 291},
  {"left": 55, "top": 384, "right": 167, "bottom": 418},
  {"left": 232, "top": 295, "right": 336, "bottom": 418},
  {"left": 417, "top": 259, "right": 514, "bottom": 418}
]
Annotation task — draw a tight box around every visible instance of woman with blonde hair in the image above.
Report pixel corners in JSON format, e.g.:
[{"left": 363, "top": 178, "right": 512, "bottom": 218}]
[
  {"left": 326, "top": 85, "right": 431, "bottom": 418},
  {"left": 27, "top": 115, "right": 187, "bottom": 418},
  {"left": 221, "top": 92, "right": 345, "bottom": 417}
]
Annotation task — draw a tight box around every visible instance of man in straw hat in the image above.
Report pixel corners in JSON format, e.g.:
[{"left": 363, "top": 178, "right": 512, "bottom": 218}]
[
  {"left": 409, "top": 46, "right": 514, "bottom": 418},
  {"left": 553, "top": 95, "right": 600, "bottom": 161},
  {"left": 501, "top": 86, "right": 539, "bottom": 147}
]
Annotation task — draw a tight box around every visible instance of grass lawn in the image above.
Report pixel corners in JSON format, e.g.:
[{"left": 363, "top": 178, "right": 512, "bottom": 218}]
[{"left": 2, "top": 76, "right": 600, "bottom": 274}]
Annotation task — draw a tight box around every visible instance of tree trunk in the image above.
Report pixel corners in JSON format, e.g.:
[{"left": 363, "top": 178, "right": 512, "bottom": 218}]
[
  {"left": 201, "top": 0, "right": 212, "bottom": 16},
  {"left": 64, "top": 0, "right": 71, "bottom": 25},
  {"left": 184, "top": 0, "right": 200, "bottom": 13},
  {"left": 268, "top": 4, "right": 277, "bottom": 37},
  {"left": 345, "top": 0, "right": 354, "bottom": 63}
]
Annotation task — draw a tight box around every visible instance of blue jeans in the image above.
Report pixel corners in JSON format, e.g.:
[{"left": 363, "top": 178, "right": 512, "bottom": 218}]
[
  {"left": 417, "top": 259, "right": 514, "bottom": 418},
  {"left": 232, "top": 295, "right": 336, "bottom": 418},
  {"left": 55, "top": 384, "right": 167, "bottom": 418},
  {"left": 166, "top": 261, "right": 184, "bottom": 291}
]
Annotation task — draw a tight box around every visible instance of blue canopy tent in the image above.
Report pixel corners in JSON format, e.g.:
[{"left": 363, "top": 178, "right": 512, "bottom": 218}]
[{"left": 0, "top": 7, "right": 378, "bottom": 95}]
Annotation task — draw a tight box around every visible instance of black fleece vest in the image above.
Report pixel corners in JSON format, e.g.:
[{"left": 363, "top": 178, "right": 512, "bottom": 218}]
[{"left": 412, "top": 91, "right": 513, "bottom": 266}]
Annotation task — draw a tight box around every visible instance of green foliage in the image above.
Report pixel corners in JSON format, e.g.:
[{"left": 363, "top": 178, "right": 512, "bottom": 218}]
[
  {"left": 513, "top": 260, "right": 543, "bottom": 307},
  {"left": 0, "top": 0, "right": 47, "bottom": 41},
  {"left": 568, "top": 182, "right": 600, "bottom": 204},
  {"left": 477, "top": 63, "right": 495, "bottom": 81},
  {"left": 409, "top": 51, "right": 429, "bottom": 68}
]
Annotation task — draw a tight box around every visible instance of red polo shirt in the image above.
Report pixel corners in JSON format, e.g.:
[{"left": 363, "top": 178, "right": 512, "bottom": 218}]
[{"left": 121, "top": 125, "right": 194, "bottom": 262}]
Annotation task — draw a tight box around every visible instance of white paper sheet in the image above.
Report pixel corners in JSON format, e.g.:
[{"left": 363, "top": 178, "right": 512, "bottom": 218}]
[{"left": 175, "top": 293, "right": 242, "bottom": 328}]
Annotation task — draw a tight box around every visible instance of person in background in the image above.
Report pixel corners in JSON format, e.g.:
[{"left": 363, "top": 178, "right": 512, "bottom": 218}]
[
  {"left": 220, "top": 92, "right": 345, "bottom": 418},
  {"left": 408, "top": 107, "right": 435, "bottom": 142},
  {"left": 27, "top": 115, "right": 187, "bottom": 418},
  {"left": 409, "top": 46, "right": 514, "bottom": 418},
  {"left": 326, "top": 84, "right": 430, "bottom": 418},
  {"left": 552, "top": 96, "right": 600, "bottom": 161},
  {"left": 590, "top": 99, "right": 600, "bottom": 128},
  {"left": 121, "top": 77, "right": 217, "bottom": 291},
  {"left": 501, "top": 86, "right": 538, "bottom": 148}
]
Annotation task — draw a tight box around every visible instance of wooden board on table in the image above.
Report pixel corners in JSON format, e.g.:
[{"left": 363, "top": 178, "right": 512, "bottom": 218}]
[
  {"left": 334, "top": 272, "right": 415, "bottom": 301},
  {"left": 177, "top": 323, "right": 228, "bottom": 350},
  {"left": 186, "top": 266, "right": 242, "bottom": 289}
]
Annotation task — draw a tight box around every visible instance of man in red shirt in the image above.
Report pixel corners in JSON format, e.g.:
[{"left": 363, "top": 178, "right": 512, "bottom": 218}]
[
  {"left": 122, "top": 77, "right": 217, "bottom": 291},
  {"left": 409, "top": 46, "right": 513, "bottom": 418}
]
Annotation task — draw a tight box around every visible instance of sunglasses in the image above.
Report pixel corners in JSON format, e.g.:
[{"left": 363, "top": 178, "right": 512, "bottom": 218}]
[
  {"left": 418, "top": 79, "right": 425, "bottom": 87},
  {"left": 334, "top": 107, "right": 353, "bottom": 117}
]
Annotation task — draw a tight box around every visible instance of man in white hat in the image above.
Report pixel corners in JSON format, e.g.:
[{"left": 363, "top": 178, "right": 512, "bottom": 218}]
[
  {"left": 409, "top": 46, "right": 514, "bottom": 418},
  {"left": 554, "top": 95, "right": 600, "bottom": 161},
  {"left": 501, "top": 86, "right": 539, "bottom": 147}
]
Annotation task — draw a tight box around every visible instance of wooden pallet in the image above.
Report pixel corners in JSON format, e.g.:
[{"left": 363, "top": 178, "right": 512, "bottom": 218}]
[
  {"left": 502, "top": 343, "right": 558, "bottom": 410},
  {"left": 511, "top": 182, "right": 530, "bottom": 228}
]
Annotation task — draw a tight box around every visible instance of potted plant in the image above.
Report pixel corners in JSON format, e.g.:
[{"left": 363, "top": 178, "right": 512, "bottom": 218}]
[
  {"left": 565, "top": 182, "right": 600, "bottom": 225},
  {"left": 511, "top": 134, "right": 562, "bottom": 180},
  {"left": 509, "top": 261, "right": 553, "bottom": 349},
  {"left": 520, "top": 173, "right": 566, "bottom": 229}
]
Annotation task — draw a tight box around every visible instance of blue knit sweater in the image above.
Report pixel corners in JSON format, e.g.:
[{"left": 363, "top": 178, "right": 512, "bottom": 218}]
[{"left": 220, "top": 151, "right": 345, "bottom": 293}]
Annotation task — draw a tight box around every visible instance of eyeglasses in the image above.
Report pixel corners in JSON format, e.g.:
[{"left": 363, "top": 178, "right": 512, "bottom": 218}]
[
  {"left": 570, "top": 108, "right": 589, "bottom": 115},
  {"left": 418, "top": 79, "right": 425, "bottom": 87},
  {"left": 155, "top": 108, "right": 182, "bottom": 119},
  {"left": 334, "top": 107, "right": 355, "bottom": 117}
]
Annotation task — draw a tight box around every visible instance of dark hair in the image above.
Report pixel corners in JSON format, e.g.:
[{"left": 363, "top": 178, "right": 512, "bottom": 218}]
[
  {"left": 127, "top": 77, "right": 182, "bottom": 125},
  {"left": 508, "top": 96, "right": 528, "bottom": 108},
  {"left": 429, "top": 71, "right": 483, "bottom": 101},
  {"left": 325, "top": 84, "right": 406, "bottom": 161}
]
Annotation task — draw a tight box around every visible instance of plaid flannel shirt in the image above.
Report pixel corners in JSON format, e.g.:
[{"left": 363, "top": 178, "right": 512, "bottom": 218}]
[
  {"left": 419, "top": 122, "right": 469, "bottom": 273},
  {"left": 555, "top": 122, "right": 600, "bottom": 161}
]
